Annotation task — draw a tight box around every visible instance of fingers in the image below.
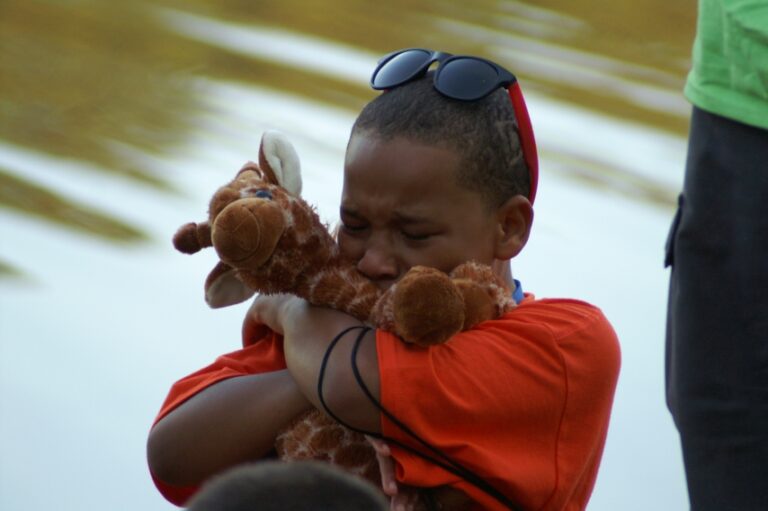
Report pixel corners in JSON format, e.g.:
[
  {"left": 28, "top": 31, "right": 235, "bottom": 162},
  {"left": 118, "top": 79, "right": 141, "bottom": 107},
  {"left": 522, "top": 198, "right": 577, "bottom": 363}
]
[
  {"left": 364, "top": 437, "right": 421, "bottom": 511},
  {"left": 390, "top": 487, "right": 419, "bottom": 511},
  {"left": 242, "top": 299, "right": 260, "bottom": 341},
  {"left": 241, "top": 312, "right": 272, "bottom": 345},
  {"left": 376, "top": 449, "right": 398, "bottom": 496},
  {"left": 378, "top": 454, "right": 398, "bottom": 496},
  {"left": 366, "top": 435, "right": 392, "bottom": 456},
  {"left": 365, "top": 436, "right": 398, "bottom": 497},
  {"left": 249, "top": 294, "right": 294, "bottom": 334},
  {"left": 242, "top": 294, "right": 288, "bottom": 342}
]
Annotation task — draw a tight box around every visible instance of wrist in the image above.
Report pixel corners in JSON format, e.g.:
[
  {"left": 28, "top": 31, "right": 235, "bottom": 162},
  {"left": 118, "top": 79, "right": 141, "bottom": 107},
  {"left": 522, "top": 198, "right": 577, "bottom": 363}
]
[{"left": 277, "top": 295, "right": 307, "bottom": 330}]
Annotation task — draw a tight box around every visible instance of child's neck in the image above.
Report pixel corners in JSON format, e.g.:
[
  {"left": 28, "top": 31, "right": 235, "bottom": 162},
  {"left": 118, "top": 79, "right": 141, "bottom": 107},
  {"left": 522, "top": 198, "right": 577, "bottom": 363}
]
[{"left": 492, "top": 260, "right": 515, "bottom": 288}]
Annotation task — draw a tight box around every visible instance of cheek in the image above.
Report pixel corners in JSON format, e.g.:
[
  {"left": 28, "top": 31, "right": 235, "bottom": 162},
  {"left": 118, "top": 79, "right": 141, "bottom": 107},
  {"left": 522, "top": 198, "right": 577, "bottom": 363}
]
[
  {"left": 423, "top": 232, "right": 496, "bottom": 271},
  {"left": 337, "top": 233, "right": 363, "bottom": 261},
  {"left": 397, "top": 243, "right": 462, "bottom": 274}
]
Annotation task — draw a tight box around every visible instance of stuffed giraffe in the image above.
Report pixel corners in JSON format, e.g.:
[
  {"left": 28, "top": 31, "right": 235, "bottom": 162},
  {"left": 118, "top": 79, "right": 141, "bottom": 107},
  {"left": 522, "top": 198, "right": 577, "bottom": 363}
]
[
  {"left": 173, "top": 131, "right": 514, "bottom": 345},
  {"left": 173, "top": 131, "right": 514, "bottom": 509}
]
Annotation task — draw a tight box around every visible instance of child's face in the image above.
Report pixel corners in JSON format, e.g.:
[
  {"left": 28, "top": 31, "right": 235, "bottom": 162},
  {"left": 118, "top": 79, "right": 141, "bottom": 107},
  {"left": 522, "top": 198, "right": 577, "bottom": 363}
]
[{"left": 339, "top": 133, "right": 503, "bottom": 290}]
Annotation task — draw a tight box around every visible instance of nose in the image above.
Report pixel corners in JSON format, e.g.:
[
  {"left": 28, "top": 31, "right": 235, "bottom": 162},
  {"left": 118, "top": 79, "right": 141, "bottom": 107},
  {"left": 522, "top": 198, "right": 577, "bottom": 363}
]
[{"left": 356, "top": 240, "right": 399, "bottom": 285}]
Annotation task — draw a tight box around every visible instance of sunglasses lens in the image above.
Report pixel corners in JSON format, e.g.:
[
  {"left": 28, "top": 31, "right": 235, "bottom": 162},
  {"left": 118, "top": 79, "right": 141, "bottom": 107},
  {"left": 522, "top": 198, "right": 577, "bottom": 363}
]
[
  {"left": 437, "top": 58, "right": 499, "bottom": 100},
  {"left": 372, "top": 49, "right": 433, "bottom": 89}
]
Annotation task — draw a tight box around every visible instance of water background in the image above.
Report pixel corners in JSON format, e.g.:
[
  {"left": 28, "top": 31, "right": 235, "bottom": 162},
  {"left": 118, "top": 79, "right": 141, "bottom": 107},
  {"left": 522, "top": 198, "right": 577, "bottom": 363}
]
[{"left": 0, "top": 1, "right": 696, "bottom": 509}]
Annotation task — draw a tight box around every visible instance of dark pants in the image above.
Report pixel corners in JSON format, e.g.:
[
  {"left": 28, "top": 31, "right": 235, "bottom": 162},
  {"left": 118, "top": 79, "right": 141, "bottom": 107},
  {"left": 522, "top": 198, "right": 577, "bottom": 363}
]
[{"left": 666, "top": 106, "right": 768, "bottom": 510}]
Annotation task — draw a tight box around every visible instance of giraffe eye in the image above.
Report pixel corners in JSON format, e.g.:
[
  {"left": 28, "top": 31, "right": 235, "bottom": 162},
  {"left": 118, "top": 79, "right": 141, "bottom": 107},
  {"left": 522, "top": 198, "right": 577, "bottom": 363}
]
[{"left": 255, "top": 189, "right": 272, "bottom": 199}]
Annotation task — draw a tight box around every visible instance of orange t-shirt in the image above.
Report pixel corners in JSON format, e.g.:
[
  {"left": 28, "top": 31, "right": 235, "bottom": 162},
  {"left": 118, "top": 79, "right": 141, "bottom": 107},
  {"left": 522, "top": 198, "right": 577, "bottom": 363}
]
[
  {"left": 150, "top": 327, "right": 287, "bottom": 506},
  {"left": 376, "top": 296, "right": 621, "bottom": 510},
  {"left": 150, "top": 297, "right": 620, "bottom": 510}
]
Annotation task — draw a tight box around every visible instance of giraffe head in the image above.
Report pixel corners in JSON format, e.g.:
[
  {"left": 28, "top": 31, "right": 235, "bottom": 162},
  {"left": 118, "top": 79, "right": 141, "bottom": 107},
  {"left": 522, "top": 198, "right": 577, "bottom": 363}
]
[
  {"left": 173, "top": 131, "right": 511, "bottom": 348},
  {"left": 173, "top": 130, "right": 314, "bottom": 308}
]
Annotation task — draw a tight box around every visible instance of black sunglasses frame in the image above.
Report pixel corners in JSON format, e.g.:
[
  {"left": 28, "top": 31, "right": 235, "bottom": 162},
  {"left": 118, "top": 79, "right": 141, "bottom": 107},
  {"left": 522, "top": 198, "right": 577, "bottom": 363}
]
[
  {"left": 369, "top": 48, "right": 539, "bottom": 204},
  {"left": 371, "top": 48, "right": 517, "bottom": 101}
]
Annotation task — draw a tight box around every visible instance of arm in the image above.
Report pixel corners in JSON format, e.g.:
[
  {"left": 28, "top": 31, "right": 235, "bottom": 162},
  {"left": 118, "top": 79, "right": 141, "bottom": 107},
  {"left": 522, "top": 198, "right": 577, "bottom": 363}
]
[
  {"left": 147, "top": 370, "right": 310, "bottom": 487},
  {"left": 247, "top": 294, "right": 383, "bottom": 434},
  {"left": 250, "top": 295, "right": 472, "bottom": 510}
]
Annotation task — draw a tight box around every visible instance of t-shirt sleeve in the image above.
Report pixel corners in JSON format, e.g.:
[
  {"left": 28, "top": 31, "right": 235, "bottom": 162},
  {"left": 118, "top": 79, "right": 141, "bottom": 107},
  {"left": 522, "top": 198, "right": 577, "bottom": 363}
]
[
  {"left": 375, "top": 314, "right": 566, "bottom": 509},
  {"left": 149, "top": 328, "right": 286, "bottom": 505},
  {"left": 375, "top": 300, "right": 620, "bottom": 511}
]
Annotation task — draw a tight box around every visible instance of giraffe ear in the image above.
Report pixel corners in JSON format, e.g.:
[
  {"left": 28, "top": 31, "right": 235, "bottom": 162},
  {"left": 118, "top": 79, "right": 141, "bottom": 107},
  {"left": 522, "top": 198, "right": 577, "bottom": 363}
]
[
  {"left": 258, "top": 131, "right": 302, "bottom": 196},
  {"left": 204, "top": 262, "right": 255, "bottom": 308}
]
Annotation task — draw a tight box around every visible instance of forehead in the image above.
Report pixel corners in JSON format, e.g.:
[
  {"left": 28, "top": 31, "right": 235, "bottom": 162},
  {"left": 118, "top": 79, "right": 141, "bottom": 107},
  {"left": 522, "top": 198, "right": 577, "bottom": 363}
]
[
  {"left": 342, "top": 133, "right": 484, "bottom": 218},
  {"left": 344, "top": 133, "right": 460, "bottom": 190}
]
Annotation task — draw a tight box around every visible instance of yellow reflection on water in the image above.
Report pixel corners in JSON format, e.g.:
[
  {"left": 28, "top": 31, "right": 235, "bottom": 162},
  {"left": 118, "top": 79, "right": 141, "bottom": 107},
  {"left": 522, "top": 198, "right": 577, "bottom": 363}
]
[{"left": 0, "top": 0, "right": 695, "bottom": 275}]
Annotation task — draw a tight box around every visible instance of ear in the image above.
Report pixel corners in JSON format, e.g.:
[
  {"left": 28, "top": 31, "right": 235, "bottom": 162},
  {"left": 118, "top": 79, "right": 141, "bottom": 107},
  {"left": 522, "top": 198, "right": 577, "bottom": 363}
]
[
  {"left": 204, "top": 262, "right": 256, "bottom": 308},
  {"left": 494, "top": 195, "right": 533, "bottom": 260},
  {"left": 258, "top": 131, "right": 302, "bottom": 196},
  {"left": 173, "top": 221, "right": 212, "bottom": 254}
]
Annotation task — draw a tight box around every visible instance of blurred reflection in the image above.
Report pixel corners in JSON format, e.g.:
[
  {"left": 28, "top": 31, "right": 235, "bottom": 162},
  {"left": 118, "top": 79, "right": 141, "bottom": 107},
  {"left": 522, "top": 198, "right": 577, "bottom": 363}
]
[{"left": 0, "top": 0, "right": 694, "bottom": 276}]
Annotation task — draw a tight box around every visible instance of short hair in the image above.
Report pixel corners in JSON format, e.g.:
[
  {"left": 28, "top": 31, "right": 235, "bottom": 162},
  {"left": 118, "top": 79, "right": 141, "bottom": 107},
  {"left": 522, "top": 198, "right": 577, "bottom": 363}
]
[
  {"left": 185, "top": 461, "right": 388, "bottom": 511},
  {"left": 351, "top": 71, "right": 529, "bottom": 208}
]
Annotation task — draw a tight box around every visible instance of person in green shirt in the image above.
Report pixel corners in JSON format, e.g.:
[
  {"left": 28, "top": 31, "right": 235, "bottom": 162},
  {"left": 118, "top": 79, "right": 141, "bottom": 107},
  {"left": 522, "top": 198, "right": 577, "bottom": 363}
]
[{"left": 665, "top": 1, "right": 768, "bottom": 510}]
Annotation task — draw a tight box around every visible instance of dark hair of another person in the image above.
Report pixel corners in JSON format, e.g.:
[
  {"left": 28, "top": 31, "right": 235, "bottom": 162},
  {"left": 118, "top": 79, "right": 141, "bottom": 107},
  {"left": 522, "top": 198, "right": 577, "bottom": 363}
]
[
  {"left": 351, "top": 71, "right": 529, "bottom": 208},
  {"left": 185, "top": 461, "right": 388, "bottom": 511}
]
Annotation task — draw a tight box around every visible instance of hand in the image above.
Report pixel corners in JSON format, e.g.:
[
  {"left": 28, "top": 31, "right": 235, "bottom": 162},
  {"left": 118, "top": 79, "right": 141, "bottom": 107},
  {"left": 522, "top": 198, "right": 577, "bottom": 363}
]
[
  {"left": 367, "top": 436, "right": 421, "bottom": 511},
  {"left": 367, "top": 436, "right": 397, "bottom": 496},
  {"left": 242, "top": 293, "right": 299, "bottom": 342},
  {"left": 366, "top": 436, "right": 473, "bottom": 511}
]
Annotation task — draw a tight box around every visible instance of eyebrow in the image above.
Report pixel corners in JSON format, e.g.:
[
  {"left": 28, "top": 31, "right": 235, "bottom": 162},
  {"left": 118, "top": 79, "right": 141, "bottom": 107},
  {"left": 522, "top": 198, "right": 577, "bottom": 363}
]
[
  {"left": 340, "top": 206, "right": 435, "bottom": 225},
  {"left": 393, "top": 211, "right": 433, "bottom": 225}
]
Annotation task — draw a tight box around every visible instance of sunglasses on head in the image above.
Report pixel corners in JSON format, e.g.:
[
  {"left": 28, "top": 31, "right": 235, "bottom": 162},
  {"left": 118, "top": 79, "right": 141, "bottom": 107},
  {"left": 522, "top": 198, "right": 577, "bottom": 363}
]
[{"left": 370, "top": 48, "right": 538, "bottom": 204}]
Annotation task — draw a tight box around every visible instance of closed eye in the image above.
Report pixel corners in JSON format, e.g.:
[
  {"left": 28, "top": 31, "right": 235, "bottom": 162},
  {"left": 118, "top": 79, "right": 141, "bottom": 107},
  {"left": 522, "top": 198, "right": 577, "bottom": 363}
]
[
  {"left": 340, "top": 222, "right": 367, "bottom": 234},
  {"left": 401, "top": 231, "right": 433, "bottom": 241}
]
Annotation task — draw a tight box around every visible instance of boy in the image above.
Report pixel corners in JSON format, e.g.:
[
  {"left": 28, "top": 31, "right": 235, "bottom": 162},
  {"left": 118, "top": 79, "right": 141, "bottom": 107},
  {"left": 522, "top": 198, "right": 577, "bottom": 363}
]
[{"left": 147, "top": 49, "right": 621, "bottom": 510}]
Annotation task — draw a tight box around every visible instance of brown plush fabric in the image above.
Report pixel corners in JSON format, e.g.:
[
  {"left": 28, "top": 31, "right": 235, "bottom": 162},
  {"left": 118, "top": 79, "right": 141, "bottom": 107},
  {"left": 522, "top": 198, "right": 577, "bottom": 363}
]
[
  {"left": 276, "top": 410, "right": 380, "bottom": 486},
  {"left": 392, "top": 266, "right": 467, "bottom": 346}
]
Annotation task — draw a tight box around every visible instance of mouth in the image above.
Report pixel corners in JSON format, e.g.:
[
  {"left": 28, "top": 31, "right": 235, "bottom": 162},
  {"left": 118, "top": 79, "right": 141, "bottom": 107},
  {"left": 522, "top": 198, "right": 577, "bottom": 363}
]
[{"left": 374, "top": 278, "right": 397, "bottom": 292}]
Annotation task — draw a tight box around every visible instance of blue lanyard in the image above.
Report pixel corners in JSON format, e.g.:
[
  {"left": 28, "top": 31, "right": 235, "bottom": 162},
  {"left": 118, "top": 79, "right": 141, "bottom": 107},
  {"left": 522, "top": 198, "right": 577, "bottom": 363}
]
[{"left": 512, "top": 279, "right": 524, "bottom": 304}]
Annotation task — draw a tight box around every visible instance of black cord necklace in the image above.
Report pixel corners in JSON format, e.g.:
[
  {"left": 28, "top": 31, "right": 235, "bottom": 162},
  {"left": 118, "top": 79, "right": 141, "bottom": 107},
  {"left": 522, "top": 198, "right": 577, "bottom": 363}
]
[{"left": 316, "top": 325, "right": 521, "bottom": 511}]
